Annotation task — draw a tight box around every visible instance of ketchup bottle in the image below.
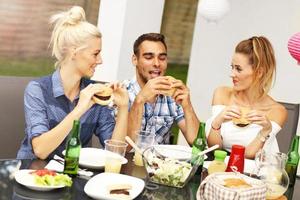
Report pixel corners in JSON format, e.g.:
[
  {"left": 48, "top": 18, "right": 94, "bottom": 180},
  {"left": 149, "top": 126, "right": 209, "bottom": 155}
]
[{"left": 226, "top": 145, "right": 245, "bottom": 173}]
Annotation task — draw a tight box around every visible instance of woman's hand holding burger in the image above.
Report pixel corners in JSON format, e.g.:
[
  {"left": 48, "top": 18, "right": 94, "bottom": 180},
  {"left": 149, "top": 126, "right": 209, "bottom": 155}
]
[
  {"left": 214, "top": 105, "right": 241, "bottom": 128},
  {"left": 75, "top": 83, "right": 107, "bottom": 115},
  {"left": 110, "top": 82, "right": 129, "bottom": 108},
  {"left": 246, "top": 109, "right": 272, "bottom": 135}
]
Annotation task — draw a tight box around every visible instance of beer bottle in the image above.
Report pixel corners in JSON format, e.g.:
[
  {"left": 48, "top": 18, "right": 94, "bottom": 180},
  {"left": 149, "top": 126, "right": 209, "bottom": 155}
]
[
  {"left": 63, "top": 120, "right": 81, "bottom": 176},
  {"left": 285, "top": 135, "right": 299, "bottom": 186},
  {"left": 191, "top": 122, "right": 206, "bottom": 166}
]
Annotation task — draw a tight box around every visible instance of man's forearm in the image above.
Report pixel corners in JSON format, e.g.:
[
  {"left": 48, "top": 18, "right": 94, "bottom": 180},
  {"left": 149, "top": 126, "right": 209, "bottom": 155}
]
[
  {"left": 182, "top": 105, "right": 199, "bottom": 144},
  {"left": 128, "top": 96, "right": 145, "bottom": 139}
]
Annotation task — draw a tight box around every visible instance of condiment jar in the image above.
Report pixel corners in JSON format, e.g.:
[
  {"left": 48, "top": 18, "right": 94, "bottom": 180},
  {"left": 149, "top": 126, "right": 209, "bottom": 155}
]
[
  {"left": 208, "top": 150, "right": 227, "bottom": 175},
  {"left": 226, "top": 145, "right": 245, "bottom": 173}
]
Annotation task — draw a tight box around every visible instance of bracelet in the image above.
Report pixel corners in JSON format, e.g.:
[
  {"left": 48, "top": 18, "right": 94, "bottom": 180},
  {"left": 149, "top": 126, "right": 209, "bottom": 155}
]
[
  {"left": 211, "top": 124, "right": 221, "bottom": 131},
  {"left": 257, "top": 132, "right": 270, "bottom": 142}
]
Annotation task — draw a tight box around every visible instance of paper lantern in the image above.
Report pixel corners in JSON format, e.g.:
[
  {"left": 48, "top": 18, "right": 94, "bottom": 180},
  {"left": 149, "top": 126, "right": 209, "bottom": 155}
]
[
  {"left": 288, "top": 32, "right": 300, "bottom": 65},
  {"left": 197, "top": 0, "right": 230, "bottom": 23}
]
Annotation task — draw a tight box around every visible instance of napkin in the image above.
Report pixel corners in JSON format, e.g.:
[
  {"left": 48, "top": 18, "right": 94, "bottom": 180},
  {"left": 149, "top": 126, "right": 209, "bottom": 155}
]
[{"left": 45, "top": 155, "right": 94, "bottom": 177}]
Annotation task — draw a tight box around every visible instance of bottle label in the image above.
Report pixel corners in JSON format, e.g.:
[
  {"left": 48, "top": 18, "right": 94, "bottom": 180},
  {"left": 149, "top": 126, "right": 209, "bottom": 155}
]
[
  {"left": 191, "top": 146, "right": 204, "bottom": 165},
  {"left": 64, "top": 157, "right": 79, "bottom": 175}
]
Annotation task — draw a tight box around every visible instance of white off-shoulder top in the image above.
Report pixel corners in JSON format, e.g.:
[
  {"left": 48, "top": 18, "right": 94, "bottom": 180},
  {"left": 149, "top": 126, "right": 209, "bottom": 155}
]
[{"left": 205, "top": 105, "right": 281, "bottom": 154}]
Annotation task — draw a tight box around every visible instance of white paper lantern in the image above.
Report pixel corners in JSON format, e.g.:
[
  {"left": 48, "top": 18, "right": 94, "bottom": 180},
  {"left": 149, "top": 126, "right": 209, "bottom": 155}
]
[{"left": 198, "top": 0, "right": 230, "bottom": 23}]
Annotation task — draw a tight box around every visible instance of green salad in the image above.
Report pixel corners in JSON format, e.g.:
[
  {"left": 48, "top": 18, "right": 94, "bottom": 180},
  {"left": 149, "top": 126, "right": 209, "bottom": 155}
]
[
  {"left": 146, "top": 156, "right": 192, "bottom": 187},
  {"left": 31, "top": 169, "right": 72, "bottom": 187}
]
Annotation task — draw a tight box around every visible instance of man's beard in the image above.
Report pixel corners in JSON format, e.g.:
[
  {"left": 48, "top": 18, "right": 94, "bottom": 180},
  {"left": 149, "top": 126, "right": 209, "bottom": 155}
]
[{"left": 138, "top": 71, "right": 149, "bottom": 84}]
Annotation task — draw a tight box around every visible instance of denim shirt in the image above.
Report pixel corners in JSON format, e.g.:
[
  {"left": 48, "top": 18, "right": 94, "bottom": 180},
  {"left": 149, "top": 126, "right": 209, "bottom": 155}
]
[
  {"left": 17, "top": 70, "right": 115, "bottom": 159},
  {"left": 124, "top": 77, "right": 184, "bottom": 144}
]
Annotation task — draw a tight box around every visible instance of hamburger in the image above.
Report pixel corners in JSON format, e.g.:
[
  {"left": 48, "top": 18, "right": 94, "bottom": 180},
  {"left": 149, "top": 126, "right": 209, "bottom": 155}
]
[
  {"left": 92, "top": 85, "right": 113, "bottom": 106},
  {"left": 232, "top": 107, "right": 251, "bottom": 127},
  {"left": 223, "top": 178, "right": 252, "bottom": 189},
  {"left": 161, "top": 76, "right": 177, "bottom": 96},
  {"left": 107, "top": 184, "right": 132, "bottom": 200}
]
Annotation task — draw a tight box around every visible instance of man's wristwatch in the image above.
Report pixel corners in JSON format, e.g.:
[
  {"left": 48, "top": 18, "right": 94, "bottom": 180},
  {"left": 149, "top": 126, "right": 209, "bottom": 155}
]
[{"left": 257, "top": 132, "right": 270, "bottom": 142}]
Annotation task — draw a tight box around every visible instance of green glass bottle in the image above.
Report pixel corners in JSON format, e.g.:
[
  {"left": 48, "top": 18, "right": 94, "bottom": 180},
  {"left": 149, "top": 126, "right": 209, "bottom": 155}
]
[
  {"left": 190, "top": 122, "right": 206, "bottom": 197},
  {"left": 285, "top": 135, "right": 299, "bottom": 186},
  {"left": 191, "top": 122, "right": 206, "bottom": 166},
  {"left": 63, "top": 120, "right": 81, "bottom": 176}
]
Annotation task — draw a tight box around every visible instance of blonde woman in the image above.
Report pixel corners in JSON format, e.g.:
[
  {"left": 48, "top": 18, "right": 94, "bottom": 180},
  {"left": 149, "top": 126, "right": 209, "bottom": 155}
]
[
  {"left": 206, "top": 36, "right": 287, "bottom": 159},
  {"left": 17, "top": 6, "right": 129, "bottom": 160}
]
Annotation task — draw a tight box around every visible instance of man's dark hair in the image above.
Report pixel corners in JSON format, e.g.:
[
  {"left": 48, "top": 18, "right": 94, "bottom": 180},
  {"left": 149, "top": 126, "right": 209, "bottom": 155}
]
[{"left": 133, "top": 33, "right": 167, "bottom": 56}]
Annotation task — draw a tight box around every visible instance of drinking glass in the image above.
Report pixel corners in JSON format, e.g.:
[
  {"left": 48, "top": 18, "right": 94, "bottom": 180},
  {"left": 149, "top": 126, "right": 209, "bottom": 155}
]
[
  {"left": 134, "top": 131, "right": 155, "bottom": 166},
  {"left": 104, "top": 139, "right": 128, "bottom": 173}
]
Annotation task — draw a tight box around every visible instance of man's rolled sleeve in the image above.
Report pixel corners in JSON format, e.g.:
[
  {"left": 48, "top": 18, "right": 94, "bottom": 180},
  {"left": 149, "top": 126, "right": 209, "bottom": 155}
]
[{"left": 175, "top": 104, "right": 184, "bottom": 123}]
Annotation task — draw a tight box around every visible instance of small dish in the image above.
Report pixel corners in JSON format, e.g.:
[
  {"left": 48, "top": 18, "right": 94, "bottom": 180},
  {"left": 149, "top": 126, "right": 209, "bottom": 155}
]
[{"left": 84, "top": 173, "right": 145, "bottom": 200}]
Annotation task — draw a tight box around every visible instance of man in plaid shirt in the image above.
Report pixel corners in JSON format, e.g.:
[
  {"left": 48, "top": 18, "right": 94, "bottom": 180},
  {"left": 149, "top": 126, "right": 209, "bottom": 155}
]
[{"left": 125, "top": 33, "right": 199, "bottom": 144}]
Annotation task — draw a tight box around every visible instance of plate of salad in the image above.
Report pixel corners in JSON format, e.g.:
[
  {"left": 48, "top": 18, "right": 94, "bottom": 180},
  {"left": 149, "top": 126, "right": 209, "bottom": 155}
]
[{"left": 14, "top": 169, "right": 72, "bottom": 191}]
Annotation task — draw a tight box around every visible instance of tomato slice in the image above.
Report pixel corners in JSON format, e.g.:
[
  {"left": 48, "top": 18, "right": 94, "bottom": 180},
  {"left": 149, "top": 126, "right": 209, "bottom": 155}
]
[{"left": 30, "top": 169, "right": 57, "bottom": 176}]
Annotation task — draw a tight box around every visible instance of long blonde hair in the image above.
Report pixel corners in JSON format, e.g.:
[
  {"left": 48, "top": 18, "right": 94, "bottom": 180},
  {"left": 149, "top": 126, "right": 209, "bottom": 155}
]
[
  {"left": 235, "top": 36, "right": 276, "bottom": 99},
  {"left": 49, "top": 6, "right": 102, "bottom": 68}
]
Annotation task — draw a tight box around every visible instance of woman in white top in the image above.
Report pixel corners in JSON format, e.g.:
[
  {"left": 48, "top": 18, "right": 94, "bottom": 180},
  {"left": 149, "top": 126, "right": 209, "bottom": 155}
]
[{"left": 206, "top": 36, "right": 287, "bottom": 159}]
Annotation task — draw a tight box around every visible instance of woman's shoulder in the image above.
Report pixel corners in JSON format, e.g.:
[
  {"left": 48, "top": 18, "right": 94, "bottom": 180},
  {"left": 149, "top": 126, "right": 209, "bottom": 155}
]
[
  {"left": 266, "top": 98, "right": 288, "bottom": 127},
  {"left": 212, "top": 86, "right": 233, "bottom": 105}
]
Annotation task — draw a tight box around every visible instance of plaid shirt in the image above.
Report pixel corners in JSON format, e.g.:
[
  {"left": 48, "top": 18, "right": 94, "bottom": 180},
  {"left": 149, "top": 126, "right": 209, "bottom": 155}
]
[{"left": 124, "top": 77, "right": 184, "bottom": 144}]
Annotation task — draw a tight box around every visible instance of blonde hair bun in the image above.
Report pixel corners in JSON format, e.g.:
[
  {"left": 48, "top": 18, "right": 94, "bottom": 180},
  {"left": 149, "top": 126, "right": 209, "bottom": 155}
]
[
  {"left": 49, "top": 6, "right": 101, "bottom": 68},
  {"left": 50, "top": 6, "right": 86, "bottom": 27}
]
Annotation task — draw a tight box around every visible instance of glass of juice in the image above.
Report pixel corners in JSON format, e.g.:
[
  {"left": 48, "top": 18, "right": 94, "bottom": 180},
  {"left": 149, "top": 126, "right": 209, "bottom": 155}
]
[
  {"left": 104, "top": 156, "right": 122, "bottom": 173},
  {"left": 104, "top": 139, "right": 128, "bottom": 173}
]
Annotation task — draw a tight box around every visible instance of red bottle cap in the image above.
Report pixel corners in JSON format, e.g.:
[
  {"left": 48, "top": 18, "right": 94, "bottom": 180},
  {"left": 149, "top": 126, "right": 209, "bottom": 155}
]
[{"left": 231, "top": 145, "right": 245, "bottom": 155}]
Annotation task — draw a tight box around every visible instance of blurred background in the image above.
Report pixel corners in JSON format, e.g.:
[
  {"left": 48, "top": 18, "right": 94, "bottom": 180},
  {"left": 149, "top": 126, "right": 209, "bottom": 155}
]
[{"left": 0, "top": 0, "right": 196, "bottom": 81}]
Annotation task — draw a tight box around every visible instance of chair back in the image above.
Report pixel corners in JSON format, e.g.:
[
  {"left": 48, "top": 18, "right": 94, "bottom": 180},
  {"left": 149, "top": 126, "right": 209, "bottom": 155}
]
[
  {"left": 0, "top": 76, "right": 34, "bottom": 159},
  {"left": 277, "top": 102, "right": 299, "bottom": 154}
]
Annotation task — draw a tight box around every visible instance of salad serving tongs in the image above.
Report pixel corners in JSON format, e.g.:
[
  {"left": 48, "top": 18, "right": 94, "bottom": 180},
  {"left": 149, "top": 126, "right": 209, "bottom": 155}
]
[{"left": 125, "top": 136, "right": 158, "bottom": 167}]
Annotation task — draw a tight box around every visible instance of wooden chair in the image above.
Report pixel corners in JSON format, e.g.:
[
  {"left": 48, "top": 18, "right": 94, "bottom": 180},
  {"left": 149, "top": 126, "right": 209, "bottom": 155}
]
[{"left": 276, "top": 102, "right": 299, "bottom": 154}]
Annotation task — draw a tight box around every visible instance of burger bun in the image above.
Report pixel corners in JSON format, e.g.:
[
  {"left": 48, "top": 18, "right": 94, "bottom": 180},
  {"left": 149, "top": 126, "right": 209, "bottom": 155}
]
[
  {"left": 93, "top": 86, "right": 113, "bottom": 106},
  {"left": 232, "top": 107, "right": 251, "bottom": 127},
  {"left": 161, "top": 76, "right": 177, "bottom": 96}
]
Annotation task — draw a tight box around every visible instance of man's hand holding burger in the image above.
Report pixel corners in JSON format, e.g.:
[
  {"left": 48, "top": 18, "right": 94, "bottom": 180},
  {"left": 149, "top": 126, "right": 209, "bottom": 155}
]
[
  {"left": 171, "top": 79, "right": 192, "bottom": 109},
  {"left": 136, "top": 76, "right": 172, "bottom": 103}
]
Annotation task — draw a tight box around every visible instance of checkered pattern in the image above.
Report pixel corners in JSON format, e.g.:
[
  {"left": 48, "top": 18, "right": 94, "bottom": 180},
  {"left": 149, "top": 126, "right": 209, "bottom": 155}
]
[
  {"left": 197, "top": 172, "right": 267, "bottom": 200},
  {"left": 123, "top": 78, "right": 184, "bottom": 144}
]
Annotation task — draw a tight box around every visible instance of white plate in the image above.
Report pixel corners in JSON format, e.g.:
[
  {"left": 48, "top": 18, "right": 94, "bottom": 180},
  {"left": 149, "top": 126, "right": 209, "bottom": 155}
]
[
  {"left": 63, "top": 148, "right": 128, "bottom": 169},
  {"left": 84, "top": 173, "right": 145, "bottom": 200},
  {"left": 153, "top": 145, "right": 192, "bottom": 160},
  {"left": 203, "top": 156, "right": 256, "bottom": 174},
  {"left": 14, "top": 169, "right": 65, "bottom": 191}
]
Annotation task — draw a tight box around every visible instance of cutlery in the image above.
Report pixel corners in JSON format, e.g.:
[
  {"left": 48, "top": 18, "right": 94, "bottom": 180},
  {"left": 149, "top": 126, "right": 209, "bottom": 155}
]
[
  {"left": 197, "top": 144, "right": 219, "bottom": 157},
  {"left": 125, "top": 136, "right": 143, "bottom": 154}
]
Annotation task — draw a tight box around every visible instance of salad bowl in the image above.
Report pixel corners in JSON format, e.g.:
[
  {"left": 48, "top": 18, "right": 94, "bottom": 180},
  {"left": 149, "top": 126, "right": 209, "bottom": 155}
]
[{"left": 142, "top": 146, "right": 200, "bottom": 188}]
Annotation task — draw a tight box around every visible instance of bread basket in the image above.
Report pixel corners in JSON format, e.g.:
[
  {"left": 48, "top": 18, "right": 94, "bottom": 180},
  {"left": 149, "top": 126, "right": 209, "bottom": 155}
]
[{"left": 197, "top": 172, "right": 267, "bottom": 200}]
